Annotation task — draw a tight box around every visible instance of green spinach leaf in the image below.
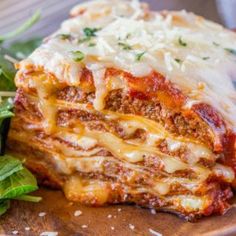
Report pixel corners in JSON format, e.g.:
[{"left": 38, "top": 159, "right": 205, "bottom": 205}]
[
  {"left": 0, "top": 9, "right": 42, "bottom": 217},
  {"left": 9, "top": 38, "right": 42, "bottom": 60},
  {"left": 0, "top": 155, "right": 22, "bottom": 181},
  {"left": 0, "top": 168, "right": 38, "bottom": 199},
  {"left": 0, "top": 99, "right": 14, "bottom": 113},
  {"left": 0, "top": 99, "right": 14, "bottom": 127},
  {"left": 0, "top": 47, "right": 16, "bottom": 91}
]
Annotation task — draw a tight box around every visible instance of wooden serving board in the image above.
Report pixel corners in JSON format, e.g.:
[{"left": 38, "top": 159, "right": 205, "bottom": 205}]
[{"left": 0, "top": 188, "right": 236, "bottom": 236}]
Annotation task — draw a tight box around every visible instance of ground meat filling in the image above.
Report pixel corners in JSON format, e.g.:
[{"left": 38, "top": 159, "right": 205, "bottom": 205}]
[
  {"left": 56, "top": 86, "right": 94, "bottom": 104},
  {"left": 18, "top": 85, "right": 214, "bottom": 148},
  {"left": 105, "top": 89, "right": 213, "bottom": 148},
  {"left": 14, "top": 89, "right": 216, "bottom": 167}
]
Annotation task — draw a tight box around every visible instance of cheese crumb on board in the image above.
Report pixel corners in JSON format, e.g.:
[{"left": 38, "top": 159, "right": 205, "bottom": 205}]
[{"left": 74, "top": 210, "right": 82, "bottom": 216}]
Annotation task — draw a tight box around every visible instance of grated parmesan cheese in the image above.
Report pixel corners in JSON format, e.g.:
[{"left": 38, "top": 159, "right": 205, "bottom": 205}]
[
  {"left": 74, "top": 210, "right": 82, "bottom": 216},
  {"left": 150, "top": 209, "right": 156, "bottom": 215},
  {"left": 129, "top": 224, "right": 135, "bottom": 230},
  {"left": 38, "top": 212, "right": 47, "bottom": 217},
  {"left": 81, "top": 225, "right": 88, "bottom": 229},
  {"left": 40, "top": 232, "right": 58, "bottom": 236}
]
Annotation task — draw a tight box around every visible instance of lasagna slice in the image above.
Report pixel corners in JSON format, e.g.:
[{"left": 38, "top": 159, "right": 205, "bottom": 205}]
[{"left": 7, "top": 0, "right": 236, "bottom": 220}]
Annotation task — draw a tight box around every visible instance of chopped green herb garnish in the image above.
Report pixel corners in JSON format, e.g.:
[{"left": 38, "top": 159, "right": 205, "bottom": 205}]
[
  {"left": 135, "top": 51, "right": 146, "bottom": 61},
  {"left": 213, "top": 42, "right": 220, "bottom": 47},
  {"left": 174, "top": 58, "right": 182, "bottom": 64},
  {"left": 78, "top": 27, "right": 101, "bottom": 44},
  {"left": 58, "top": 34, "right": 71, "bottom": 40},
  {"left": 78, "top": 37, "right": 91, "bottom": 44},
  {"left": 88, "top": 42, "right": 96, "bottom": 47},
  {"left": 126, "top": 33, "right": 131, "bottom": 39},
  {"left": 224, "top": 48, "right": 236, "bottom": 56},
  {"left": 202, "top": 56, "right": 210, "bottom": 60},
  {"left": 178, "top": 37, "right": 187, "bottom": 47},
  {"left": 118, "top": 42, "right": 132, "bottom": 50},
  {"left": 71, "top": 50, "right": 85, "bottom": 62},
  {"left": 83, "top": 27, "right": 100, "bottom": 38}
]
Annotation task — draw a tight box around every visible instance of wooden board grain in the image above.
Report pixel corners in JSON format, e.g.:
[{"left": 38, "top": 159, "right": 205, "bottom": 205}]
[{"left": 0, "top": 188, "right": 236, "bottom": 236}]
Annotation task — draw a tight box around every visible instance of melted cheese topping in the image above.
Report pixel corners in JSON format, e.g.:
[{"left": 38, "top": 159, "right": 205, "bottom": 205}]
[{"left": 17, "top": 0, "right": 236, "bottom": 127}]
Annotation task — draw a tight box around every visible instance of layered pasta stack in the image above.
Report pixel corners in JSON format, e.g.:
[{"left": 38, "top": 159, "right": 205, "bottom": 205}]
[{"left": 8, "top": 0, "right": 236, "bottom": 220}]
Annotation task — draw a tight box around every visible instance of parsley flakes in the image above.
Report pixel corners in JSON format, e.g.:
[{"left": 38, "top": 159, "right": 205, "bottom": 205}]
[
  {"left": 71, "top": 50, "right": 85, "bottom": 62},
  {"left": 126, "top": 33, "right": 131, "bottom": 39},
  {"left": 78, "top": 27, "right": 101, "bottom": 44},
  {"left": 178, "top": 37, "right": 187, "bottom": 47},
  {"left": 118, "top": 42, "right": 132, "bottom": 50},
  {"left": 174, "top": 58, "right": 182, "bottom": 64},
  {"left": 78, "top": 37, "right": 91, "bottom": 44},
  {"left": 88, "top": 42, "right": 96, "bottom": 47},
  {"left": 213, "top": 42, "right": 220, "bottom": 47},
  {"left": 135, "top": 51, "right": 146, "bottom": 61},
  {"left": 212, "top": 41, "right": 236, "bottom": 56},
  {"left": 58, "top": 34, "right": 71, "bottom": 40},
  {"left": 225, "top": 48, "right": 236, "bottom": 56},
  {"left": 83, "top": 27, "right": 100, "bottom": 38}
]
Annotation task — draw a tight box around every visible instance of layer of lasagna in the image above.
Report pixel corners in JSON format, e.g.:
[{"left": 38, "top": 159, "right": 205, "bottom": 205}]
[{"left": 7, "top": 0, "right": 236, "bottom": 220}]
